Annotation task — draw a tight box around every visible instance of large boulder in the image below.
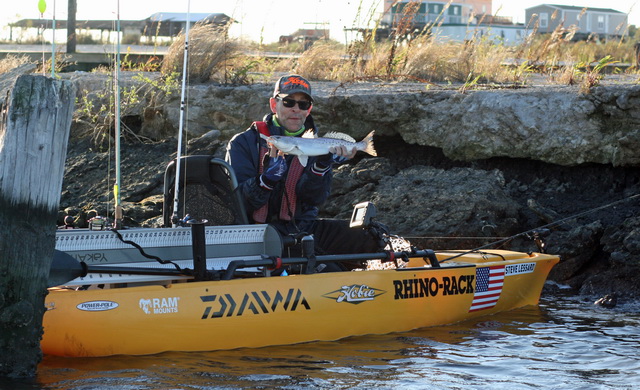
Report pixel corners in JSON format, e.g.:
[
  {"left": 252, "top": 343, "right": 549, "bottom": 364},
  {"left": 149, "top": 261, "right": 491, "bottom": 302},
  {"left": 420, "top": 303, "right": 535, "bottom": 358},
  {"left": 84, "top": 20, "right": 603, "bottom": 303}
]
[
  {"left": 64, "top": 76, "right": 640, "bottom": 166},
  {"left": 313, "top": 85, "right": 640, "bottom": 167}
]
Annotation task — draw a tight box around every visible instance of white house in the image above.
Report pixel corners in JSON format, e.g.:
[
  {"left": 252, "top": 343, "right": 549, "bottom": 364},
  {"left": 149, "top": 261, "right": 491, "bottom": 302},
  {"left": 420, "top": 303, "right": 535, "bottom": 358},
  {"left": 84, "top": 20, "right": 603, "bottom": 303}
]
[{"left": 525, "top": 4, "right": 628, "bottom": 39}]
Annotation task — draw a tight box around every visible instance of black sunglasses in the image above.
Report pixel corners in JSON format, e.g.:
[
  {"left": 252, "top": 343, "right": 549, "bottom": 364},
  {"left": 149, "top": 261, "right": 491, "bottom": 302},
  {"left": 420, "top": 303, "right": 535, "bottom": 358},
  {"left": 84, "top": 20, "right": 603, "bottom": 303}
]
[{"left": 278, "top": 97, "right": 312, "bottom": 110}]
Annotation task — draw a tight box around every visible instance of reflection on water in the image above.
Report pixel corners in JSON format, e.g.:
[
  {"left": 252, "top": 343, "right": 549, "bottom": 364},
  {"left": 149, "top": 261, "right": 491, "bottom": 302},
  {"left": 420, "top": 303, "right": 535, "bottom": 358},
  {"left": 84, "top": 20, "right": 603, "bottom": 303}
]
[{"left": 4, "top": 291, "right": 639, "bottom": 390}]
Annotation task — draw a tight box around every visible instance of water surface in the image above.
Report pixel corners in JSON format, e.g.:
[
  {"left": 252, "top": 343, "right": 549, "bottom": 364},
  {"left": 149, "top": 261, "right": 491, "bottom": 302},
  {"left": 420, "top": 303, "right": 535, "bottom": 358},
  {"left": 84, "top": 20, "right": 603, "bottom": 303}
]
[{"left": 7, "top": 290, "right": 640, "bottom": 389}]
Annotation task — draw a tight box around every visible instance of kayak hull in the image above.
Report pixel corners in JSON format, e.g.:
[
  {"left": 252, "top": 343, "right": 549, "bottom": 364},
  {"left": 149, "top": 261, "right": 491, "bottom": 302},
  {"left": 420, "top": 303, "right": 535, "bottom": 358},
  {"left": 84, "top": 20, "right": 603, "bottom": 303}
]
[{"left": 42, "top": 250, "right": 559, "bottom": 357}]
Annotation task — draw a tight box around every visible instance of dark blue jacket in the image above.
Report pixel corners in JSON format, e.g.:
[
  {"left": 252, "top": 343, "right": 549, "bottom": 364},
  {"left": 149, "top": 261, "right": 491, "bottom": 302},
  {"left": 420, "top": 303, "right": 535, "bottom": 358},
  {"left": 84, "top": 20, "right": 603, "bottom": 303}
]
[{"left": 225, "top": 113, "right": 332, "bottom": 234}]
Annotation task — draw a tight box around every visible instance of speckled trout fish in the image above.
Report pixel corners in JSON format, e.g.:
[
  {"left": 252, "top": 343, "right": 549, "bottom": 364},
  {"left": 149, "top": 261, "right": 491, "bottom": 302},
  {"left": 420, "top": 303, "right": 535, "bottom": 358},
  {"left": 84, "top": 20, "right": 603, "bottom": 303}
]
[{"left": 260, "top": 130, "right": 377, "bottom": 166}]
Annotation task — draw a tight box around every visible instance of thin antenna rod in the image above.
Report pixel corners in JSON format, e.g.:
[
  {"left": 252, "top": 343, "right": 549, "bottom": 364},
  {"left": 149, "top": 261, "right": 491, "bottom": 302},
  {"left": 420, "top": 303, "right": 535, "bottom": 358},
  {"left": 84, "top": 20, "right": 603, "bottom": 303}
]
[
  {"left": 113, "top": 0, "right": 123, "bottom": 228},
  {"left": 37, "top": 0, "right": 47, "bottom": 76},
  {"left": 51, "top": 0, "right": 56, "bottom": 77},
  {"left": 172, "top": 1, "right": 191, "bottom": 227}
]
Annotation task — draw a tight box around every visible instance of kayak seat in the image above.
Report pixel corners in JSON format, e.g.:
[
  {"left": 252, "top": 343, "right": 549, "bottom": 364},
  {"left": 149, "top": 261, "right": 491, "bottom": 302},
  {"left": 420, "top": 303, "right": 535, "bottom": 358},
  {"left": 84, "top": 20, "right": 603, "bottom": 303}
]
[{"left": 163, "top": 156, "right": 249, "bottom": 227}]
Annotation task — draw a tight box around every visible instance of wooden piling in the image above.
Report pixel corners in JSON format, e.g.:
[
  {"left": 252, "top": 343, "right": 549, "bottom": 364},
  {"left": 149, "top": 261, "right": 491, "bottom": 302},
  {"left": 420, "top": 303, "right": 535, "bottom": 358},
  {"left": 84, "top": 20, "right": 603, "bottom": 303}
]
[{"left": 0, "top": 73, "right": 75, "bottom": 378}]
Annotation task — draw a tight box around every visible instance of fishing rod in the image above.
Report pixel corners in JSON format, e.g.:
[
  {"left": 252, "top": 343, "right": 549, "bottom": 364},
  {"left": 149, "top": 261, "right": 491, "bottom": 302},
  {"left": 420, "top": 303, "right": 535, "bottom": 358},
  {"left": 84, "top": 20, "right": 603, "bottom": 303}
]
[
  {"left": 51, "top": 0, "right": 56, "bottom": 77},
  {"left": 171, "top": 0, "right": 191, "bottom": 227},
  {"left": 38, "top": 0, "right": 46, "bottom": 75},
  {"left": 113, "top": 0, "right": 123, "bottom": 228},
  {"left": 440, "top": 193, "right": 640, "bottom": 263}
]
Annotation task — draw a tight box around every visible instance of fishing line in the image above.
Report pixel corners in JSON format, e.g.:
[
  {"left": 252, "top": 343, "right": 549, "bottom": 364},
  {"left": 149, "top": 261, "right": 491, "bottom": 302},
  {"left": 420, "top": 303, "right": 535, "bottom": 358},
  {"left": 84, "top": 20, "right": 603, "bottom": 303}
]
[{"left": 440, "top": 192, "right": 640, "bottom": 263}]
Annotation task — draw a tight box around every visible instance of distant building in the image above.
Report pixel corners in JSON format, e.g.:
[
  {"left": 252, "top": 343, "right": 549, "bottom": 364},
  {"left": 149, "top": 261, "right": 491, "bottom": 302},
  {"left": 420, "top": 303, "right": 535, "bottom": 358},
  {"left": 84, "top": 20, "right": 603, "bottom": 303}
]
[
  {"left": 380, "top": 0, "right": 493, "bottom": 27},
  {"left": 144, "top": 13, "right": 234, "bottom": 37},
  {"left": 279, "top": 28, "right": 330, "bottom": 49},
  {"left": 7, "top": 19, "right": 143, "bottom": 42},
  {"left": 370, "top": 0, "right": 526, "bottom": 44},
  {"left": 525, "top": 4, "right": 628, "bottom": 39},
  {"left": 7, "top": 12, "right": 234, "bottom": 43}
]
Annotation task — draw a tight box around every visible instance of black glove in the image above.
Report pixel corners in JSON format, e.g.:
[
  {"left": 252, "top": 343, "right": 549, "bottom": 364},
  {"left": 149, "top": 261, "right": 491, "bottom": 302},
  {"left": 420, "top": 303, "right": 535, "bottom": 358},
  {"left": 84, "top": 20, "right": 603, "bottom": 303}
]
[
  {"left": 314, "top": 153, "right": 334, "bottom": 171},
  {"left": 314, "top": 145, "right": 352, "bottom": 174},
  {"left": 260, "top": 156, "right": 288, "bottom": 190}
]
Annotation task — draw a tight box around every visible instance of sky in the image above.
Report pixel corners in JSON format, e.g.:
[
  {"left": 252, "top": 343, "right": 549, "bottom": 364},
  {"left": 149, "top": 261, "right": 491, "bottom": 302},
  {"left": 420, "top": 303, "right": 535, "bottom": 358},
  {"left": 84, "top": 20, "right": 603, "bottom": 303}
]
[{"left": 1, "top": 0, "right": 639, "bottom": 44}]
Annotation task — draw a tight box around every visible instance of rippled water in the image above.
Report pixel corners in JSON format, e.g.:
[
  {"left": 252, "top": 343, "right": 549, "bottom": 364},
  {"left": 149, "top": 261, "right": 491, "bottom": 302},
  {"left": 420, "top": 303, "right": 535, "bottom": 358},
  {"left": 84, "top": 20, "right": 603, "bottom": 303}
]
[{"left": 6, "top": 289, "right": 640, "bottom": 390}]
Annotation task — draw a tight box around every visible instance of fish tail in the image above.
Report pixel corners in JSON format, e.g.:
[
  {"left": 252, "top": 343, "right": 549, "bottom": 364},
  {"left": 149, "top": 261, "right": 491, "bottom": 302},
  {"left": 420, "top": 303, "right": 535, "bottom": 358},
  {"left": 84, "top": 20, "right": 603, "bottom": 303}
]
[{"left": 361, "top": 130, "right": 377, "bottom": 156}]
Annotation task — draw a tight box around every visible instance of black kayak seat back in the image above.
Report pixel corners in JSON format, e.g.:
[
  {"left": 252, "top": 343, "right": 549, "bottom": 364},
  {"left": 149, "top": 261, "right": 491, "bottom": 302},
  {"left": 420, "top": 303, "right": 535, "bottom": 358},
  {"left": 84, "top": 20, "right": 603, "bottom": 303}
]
[{"left": 163, "top": 156, "right": 249, "bottom": 227}]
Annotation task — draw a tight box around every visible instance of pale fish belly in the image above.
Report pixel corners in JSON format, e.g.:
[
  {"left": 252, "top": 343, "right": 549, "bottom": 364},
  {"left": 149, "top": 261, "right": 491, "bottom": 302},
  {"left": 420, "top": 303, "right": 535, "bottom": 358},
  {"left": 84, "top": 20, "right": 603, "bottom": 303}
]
[
  {"left": 265, "top": 132, "right": 375, "bottom": 157},
  {"left": 280, "top": 137, "right": 363, "bottom": 156}
]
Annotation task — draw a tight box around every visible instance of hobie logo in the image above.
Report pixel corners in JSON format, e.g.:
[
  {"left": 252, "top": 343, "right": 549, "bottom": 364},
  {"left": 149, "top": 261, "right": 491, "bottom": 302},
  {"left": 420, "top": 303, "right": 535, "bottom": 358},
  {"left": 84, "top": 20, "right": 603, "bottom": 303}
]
[
  {"left": 323, "top": 284, "right": 386, "bottom": 304},
  {"left": 77, "top": 300, "right": 119, "bottom": 311},
  {"left": 139, "top": 297, "right": 180, "bottom": 315}
]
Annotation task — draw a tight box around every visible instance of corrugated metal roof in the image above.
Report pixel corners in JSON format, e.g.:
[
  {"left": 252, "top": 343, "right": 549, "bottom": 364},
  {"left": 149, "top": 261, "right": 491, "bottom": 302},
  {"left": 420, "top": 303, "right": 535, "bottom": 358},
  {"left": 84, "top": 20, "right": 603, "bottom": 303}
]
[
  {"left": 9, "top": 12, "right": 234, "bottom": 32},
  {"left": 145, "top": 13, "right": 231, "bottom": 23},
  {"left": 8, "top": 19, "right": 144, "bottom": 30}
]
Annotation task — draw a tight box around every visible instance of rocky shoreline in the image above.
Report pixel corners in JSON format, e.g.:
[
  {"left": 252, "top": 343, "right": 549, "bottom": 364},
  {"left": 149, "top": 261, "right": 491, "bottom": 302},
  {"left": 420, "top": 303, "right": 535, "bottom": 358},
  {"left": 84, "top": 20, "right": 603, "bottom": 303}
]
[{"left": 45, "top": 69, "right": 640, "bottom": 302}]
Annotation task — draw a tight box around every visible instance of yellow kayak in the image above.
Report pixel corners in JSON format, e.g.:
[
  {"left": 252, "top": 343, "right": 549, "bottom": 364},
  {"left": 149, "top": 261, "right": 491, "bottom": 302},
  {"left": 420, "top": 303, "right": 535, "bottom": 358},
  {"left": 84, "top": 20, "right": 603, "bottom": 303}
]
[{"left": 42, "top": 248, "right": 558, "bottom": 357}]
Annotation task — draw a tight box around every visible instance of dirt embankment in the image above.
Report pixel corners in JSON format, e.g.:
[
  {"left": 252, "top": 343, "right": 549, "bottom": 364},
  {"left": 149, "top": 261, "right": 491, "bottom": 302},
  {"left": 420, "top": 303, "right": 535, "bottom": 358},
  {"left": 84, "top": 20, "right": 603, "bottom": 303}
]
[{"left": 52, "top": 74, "right": 640, "bottom": 302}]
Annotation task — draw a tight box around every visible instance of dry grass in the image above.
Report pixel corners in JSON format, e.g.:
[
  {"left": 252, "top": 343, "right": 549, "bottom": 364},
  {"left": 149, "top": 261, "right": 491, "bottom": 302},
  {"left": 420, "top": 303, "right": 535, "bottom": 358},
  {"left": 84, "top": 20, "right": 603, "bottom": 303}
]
[
  {"left": 400, "top": 37, "right": 516, "bottom": 84},
  {"left": 295, "top": 0, "right": 636, "bottom": 86},
  {"left": 297, "top": 41, "right": 350, "bottom": 80},
  {"left": 277, "top": 34, "right": 534, "bottom": 85},
  {"left": 258, "top": 29, "right": 638, "bottom": 88},
  {"left": 0, "top": 54, "right": 34, "bottom": 74},
  {"left": 36, "top": 52, "right": 75, "bottom": 75},
  {"left": 161, "top": 23, "right": 242, "bottom": 83},
  {"left": 2, "top": 0, "right": 639, "bottom": 89},
  {"left": 150, "top": 1, "right": 639, "bottom": 89},
  {"left": 150, "top": 0, "right": 640, "bottom": 89}
]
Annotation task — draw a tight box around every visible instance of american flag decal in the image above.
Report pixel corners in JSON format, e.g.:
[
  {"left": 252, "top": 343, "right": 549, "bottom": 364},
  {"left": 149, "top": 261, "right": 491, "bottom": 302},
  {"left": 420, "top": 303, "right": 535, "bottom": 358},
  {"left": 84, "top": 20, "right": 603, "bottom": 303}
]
[{"left": 469, "top": 265, "right": 505, "bottom": 312}]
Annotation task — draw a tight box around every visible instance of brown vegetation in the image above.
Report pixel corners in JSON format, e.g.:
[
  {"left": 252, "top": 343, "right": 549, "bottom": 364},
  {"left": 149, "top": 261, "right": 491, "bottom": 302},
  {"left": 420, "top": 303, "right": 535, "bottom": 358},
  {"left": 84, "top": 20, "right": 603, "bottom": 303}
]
[
  {"left": 154, "top": 19, "right": 640, "bottom": 90},
  {"left": 2, "top": 7, "right": 639, "bottom": 90},
  {"left": 0, "top": 54, "right": 32, "bottom": 74},
  {"left": 161, "top": 23, "right": 242, "bottom": 83}
]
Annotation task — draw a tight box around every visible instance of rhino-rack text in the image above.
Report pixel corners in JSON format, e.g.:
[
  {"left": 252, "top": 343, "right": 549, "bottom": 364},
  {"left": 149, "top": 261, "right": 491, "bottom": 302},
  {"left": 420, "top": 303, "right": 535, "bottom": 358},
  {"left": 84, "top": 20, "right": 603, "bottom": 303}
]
[{"left": 393, "top": 275, "right": 475, "bottom": 300}]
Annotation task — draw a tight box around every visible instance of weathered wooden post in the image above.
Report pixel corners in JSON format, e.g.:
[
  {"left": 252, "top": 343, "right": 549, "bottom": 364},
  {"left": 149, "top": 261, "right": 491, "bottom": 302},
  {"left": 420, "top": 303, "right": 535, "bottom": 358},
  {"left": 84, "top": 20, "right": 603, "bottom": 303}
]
[{"left": 0, "top": 72, "right": 75, "bottom": 378}]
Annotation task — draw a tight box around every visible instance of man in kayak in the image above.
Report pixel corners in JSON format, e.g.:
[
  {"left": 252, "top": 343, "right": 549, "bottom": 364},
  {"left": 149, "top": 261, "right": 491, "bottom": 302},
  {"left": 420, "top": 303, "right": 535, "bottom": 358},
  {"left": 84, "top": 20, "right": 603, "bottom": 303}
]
[{"left": 226, "top": 74, "right": 385, "bottom": 271}]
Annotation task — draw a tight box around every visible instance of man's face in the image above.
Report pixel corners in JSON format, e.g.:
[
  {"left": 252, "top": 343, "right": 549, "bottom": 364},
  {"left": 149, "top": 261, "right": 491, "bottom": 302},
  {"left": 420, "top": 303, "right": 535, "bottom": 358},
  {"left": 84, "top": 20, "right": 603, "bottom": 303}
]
[{"left": 270, "top": 92, "right": 312, "bottom": 131}]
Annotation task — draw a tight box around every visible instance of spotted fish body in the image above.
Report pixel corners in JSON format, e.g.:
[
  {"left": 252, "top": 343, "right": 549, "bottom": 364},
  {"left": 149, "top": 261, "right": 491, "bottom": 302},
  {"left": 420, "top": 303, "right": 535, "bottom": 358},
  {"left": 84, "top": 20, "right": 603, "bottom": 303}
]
[{"left": 260, "top": 130, "right": 377, "bottom": 166}]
